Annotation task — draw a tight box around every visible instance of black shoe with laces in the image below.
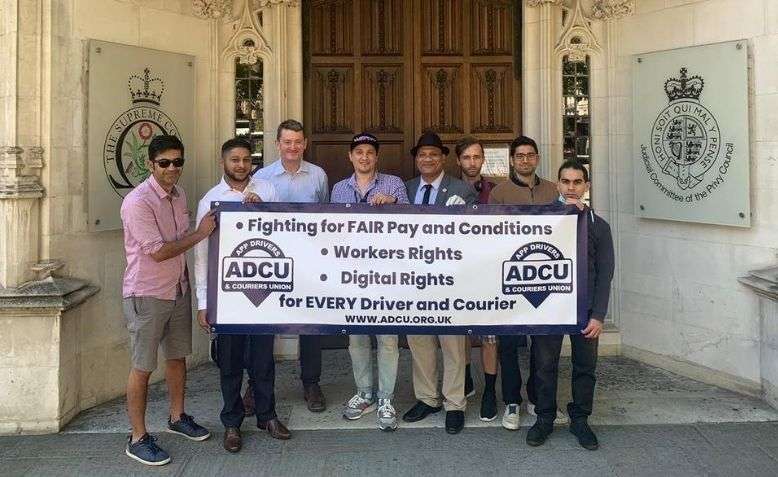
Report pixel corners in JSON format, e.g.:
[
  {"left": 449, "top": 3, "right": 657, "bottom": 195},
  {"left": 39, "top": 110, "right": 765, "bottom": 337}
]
[
  {"left": 570, "top": 419, "right": 599, "bottom": 450},
  {"left": 167, "top": 413, "right": 211, "bottom": 441},
  {"left": 526, "top": 419, "right": 553, "bottom": 447},
  {"left": 479, "top": 391, "right": 497, "bottom": 421}
]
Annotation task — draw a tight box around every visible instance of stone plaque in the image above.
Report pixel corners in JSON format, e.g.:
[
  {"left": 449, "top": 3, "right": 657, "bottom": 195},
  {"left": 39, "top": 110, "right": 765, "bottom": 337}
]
[
  {"left": 633, "top": 40, "right": 750, "bottom": 227},
  {"left": 88, "top": 40, "right": 195, "bottom": 231},
  {"left": 483, "top": 146, "right": 510, "bottom": 178}
]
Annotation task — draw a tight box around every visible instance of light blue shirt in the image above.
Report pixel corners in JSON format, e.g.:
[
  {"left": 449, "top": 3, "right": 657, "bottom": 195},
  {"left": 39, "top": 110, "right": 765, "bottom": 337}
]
[
  {"left": 413, "top": 172, "right": 444, "bottom": 205},
  {"left": 254, "top": 159, "right": 329, "bottom": 203}
]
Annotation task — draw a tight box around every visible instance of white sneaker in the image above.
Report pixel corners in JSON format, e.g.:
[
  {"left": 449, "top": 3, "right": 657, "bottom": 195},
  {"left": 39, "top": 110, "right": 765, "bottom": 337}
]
[
  {"left": 501, "top": 404, "right": 520, "bottom": 430},
  {"left": 342, "top": 392, "right": 376, "bottom": 420},
  {"left": 377, "top": 398, "right": 398, "bottom": 431},
  {"left": 526, "top": 403, "right": 569, "bottom": 424}
]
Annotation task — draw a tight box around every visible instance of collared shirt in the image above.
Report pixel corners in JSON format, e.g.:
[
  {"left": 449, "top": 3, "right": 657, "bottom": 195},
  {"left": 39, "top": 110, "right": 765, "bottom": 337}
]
[
  {"left": 194, "top": 176, "right": 279, "bottom": 310},
  {"left": 253, "top": 159, "right": 329, "bottom": 203},
  {"left": 413, "top": 171, "right": 445, "bottom": 205},
  {"left": 120, "top": 175, "right": 190, "bottom": 300},
  {"left": 330, "top": 173, "right": 410, "bottom": 204}
]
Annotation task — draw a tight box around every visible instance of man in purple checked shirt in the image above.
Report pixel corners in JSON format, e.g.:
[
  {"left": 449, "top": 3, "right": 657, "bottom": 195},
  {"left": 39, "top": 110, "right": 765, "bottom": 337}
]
[{"left": 330, "top": 132, "right": 409, "bottom": 431}]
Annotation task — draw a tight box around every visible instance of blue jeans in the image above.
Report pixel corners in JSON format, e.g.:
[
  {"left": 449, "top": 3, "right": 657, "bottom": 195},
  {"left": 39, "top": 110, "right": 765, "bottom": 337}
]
[{"left": 348, "top": 335, "right": 399, "bottom": 400}]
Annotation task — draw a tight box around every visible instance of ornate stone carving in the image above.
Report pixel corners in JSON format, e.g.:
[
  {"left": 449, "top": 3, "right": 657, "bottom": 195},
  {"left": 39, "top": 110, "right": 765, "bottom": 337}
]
[
  {"left": 526, "top": 0, "right": 564, "bottom": 7},
  {"left": 591, "top": 0, "right": 635, "bottom": 20},
  {"left": 221, "top": 0, "right": 272, "bottom": 65},
  {"left": 0, "top": 146, "right": 45, "bottom": 199},
  {"left": 192, "top": 0, "right": 233, "bottom": 19},
  {"left": 555, "top": 0, "right": 601, "bottom": 62}
]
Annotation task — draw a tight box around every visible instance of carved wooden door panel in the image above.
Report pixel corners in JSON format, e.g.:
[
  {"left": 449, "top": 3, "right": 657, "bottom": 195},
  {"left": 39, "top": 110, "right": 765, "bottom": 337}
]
[
  {"left": 304, "top": 0, "right": 416, "bottom": 185},
  {"left": 413, "top": 0, "right": 521, "bottom": 174},
  {"left": 304, "top": 0, "right": 520, "bottom": 182}
]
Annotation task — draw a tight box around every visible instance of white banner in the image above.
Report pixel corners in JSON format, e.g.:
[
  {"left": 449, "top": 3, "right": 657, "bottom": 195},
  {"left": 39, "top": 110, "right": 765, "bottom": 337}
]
[{"left": 208, "top": 203, "right": 588, "bottom": 335}]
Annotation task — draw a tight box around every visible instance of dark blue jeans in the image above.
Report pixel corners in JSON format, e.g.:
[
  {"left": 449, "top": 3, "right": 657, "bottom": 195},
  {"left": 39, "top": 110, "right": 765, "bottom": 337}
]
[
  {"left": 498, "top": 335, "right": 536, "bottom": 405},
  {"left": 531, "top": 333, "right": 598, "bottom": 423},
  {"left": 218, "top": 334, "right": 276, "bottom": 427}
]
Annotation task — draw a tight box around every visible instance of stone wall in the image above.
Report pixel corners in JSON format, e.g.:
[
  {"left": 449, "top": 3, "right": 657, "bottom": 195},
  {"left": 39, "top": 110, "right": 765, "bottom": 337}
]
[
  {"left": 609, "top": 0, "right": 778, "bottom": 391},
  {"left": 43, "top": 0, "right": 218, "bottom": 417}
]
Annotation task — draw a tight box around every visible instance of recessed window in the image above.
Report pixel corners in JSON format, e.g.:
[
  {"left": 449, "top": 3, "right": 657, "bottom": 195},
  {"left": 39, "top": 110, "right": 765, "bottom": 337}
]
[
  {"left": 562, "top": 54, "right": 591, "bottom": 202},
  {"left": 234, "top": 58, "right": 264, "bottom": 170}
]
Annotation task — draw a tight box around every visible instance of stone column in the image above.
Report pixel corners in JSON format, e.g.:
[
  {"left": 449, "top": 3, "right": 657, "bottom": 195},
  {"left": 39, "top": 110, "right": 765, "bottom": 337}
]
[
  {"left": 740, "top": 267, "right": 778, "bottom": 410},
  {"left": 0, "top": 0, "right": 98, "bottom": 435}
]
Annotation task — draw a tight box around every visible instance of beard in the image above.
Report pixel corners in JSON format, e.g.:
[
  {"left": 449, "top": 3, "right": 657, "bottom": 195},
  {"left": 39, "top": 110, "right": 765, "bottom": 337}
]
[{"left": 224, "top": 169, "right": 250, "bottom": 185}]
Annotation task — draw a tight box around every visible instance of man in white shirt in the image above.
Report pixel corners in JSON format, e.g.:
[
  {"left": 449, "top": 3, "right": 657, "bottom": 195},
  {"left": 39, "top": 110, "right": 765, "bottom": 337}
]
[
  {"left": 194, "top": 138, "right": 289, "bottom": 453},
  {"left": 253, "top": 119, "right": 329, "bottom": 412}
]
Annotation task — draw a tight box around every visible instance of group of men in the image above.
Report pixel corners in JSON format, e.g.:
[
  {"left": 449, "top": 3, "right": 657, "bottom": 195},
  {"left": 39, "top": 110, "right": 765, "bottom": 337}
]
[{"left": 120, "top": 119, "right": 614, "bottom": 466}]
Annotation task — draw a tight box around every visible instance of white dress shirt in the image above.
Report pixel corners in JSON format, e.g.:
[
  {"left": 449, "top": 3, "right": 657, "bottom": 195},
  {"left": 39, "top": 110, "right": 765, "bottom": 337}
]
[
  {"left": 194, "top": 176, "right": 279, "bottom": 310},
  {"left": 414, "top": 171, "right": 445, "bottom": 205},
  {"left": 253, "top": 159, "right": 329, "bottom": 203}
]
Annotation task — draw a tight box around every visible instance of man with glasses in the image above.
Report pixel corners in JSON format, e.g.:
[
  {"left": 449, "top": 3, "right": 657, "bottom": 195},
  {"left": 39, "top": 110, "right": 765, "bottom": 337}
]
[
  {"left": 120, "top": 135, "right": 213, "bottom": 466},
  {"left": 254, "top": 119, "right": 329, "bottom": 413},
  {"left": 455, "top": 136, "right": 499, "bottom": 422},
  {"left": 331, "top": 133, "right": 409, "bottom": 431},
  {"left": 402, "top": 131, "right": 476, "bottom": 435},
  {"left": 194, "top": 138, "right": 289, "bottom": 452},
  {"left": 488, "top": 135, "right": 562, "bottom": 431}
]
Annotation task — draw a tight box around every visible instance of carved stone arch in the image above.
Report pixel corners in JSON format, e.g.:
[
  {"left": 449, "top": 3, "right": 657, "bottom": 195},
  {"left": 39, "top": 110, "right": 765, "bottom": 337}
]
[
  {"left": 221, "top": 0, "right": 273, "bottom": 65},
  {"left": 554, "top": 0, "right": 601, "bottom": 62}
]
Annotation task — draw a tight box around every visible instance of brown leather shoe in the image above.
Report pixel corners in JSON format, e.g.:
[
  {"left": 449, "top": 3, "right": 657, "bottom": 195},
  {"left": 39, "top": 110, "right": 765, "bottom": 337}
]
[
  {"left": 303, "top": 384, "right": 326, "bottom": 412},
  {"left": 242, "top": 386, "right": 255, "bottom": 417},
  {"left": 257, "top": 418, "right": 291, "bottom": 440},
  {"left": 223, "top": 427, "right": 242, "bottom": 453}
]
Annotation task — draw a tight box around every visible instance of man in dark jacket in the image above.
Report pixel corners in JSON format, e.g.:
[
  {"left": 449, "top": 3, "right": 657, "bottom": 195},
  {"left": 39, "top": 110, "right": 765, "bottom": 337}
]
[{"left": 526, "top": 160, "right": 615, "bottom": 451}]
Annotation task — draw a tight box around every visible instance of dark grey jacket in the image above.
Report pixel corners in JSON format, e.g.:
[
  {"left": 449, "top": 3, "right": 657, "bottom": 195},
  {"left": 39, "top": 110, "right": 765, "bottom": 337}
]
[
  {"left": 405, "top": 174, "right": 477, "bottom": 206},
  {"left": 586, "top": 208, "right": 615, "bottom": 320}
]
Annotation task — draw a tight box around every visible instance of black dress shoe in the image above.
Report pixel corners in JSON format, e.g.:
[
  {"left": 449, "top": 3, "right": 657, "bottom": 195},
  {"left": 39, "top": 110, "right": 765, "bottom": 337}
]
[
  {"left": 223, "top": 427, "right": 242, "bottom": 453},
  {"left": 570, "top": 419, "right": 599, "bottom": 450},
  {"left": 445, "top": 411, "right": 465, "bottom": 434},
  {"left": 526, "top": 419, "right": 553, "bottom": 447},
  {"left": 402, "top": 401, "right": 442, "bottom": 422},
  {"left": 304, "top": 384, "right": 326, "bottom": 413}
]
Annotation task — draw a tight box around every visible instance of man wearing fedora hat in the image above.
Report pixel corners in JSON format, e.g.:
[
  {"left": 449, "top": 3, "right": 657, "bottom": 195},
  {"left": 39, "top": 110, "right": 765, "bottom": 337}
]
[{"left": 402, "top": 131, "right": 476, "bottom": 435}]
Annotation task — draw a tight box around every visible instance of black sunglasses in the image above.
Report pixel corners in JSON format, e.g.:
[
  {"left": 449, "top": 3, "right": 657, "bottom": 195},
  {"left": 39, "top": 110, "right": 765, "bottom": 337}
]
[{"left": 151, "top": 157, "right": 185, "bottom": 168}]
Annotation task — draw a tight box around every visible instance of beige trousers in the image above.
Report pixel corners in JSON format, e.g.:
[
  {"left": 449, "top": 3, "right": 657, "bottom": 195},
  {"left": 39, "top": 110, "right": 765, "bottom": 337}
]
[{"left": 407, "top": 335, "right": 467, "bottom": 411}]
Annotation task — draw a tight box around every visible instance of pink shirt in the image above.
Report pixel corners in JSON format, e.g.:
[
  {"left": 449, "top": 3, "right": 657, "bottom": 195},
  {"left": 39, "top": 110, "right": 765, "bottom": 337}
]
[{"left": 120, "top": 175, "right": 190, "bottom": 300}]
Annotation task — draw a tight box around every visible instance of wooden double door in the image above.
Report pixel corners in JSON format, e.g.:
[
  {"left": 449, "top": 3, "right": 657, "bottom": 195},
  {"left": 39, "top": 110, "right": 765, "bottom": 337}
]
[{"left": 303, "top": 0, "right": 522, "bottom": 184}]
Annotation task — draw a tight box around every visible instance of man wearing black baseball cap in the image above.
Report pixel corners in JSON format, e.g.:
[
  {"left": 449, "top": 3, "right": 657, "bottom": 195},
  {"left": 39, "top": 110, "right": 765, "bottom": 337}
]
[
  {"left": 402, "top": 131, "right": 476, "bottom": 434},
  {"left": 331, "top": 132, "right": 409, "bottom": 431}
]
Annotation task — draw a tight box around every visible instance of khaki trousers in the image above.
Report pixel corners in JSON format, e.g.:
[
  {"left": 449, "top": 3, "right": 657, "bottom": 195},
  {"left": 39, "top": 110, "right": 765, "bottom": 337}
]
[{"left": 407, "top": 335, "right": 467, "bottom": 411}]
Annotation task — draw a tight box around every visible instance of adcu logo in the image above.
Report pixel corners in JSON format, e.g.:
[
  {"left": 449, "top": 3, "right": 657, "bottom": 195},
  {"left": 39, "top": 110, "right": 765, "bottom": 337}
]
[
  {"left": 502, "top": 241, "right": 573, "bottom": 308},
  {"left": 221, "top": 238, "right": 294, "bottom": 307}
]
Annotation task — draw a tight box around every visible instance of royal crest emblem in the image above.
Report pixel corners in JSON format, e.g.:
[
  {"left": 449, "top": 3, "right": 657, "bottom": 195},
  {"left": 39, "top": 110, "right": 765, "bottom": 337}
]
[
  {"left": 649, "top": 68, "right": 721, "bottom": 190},
  {"left": 102, "top": 68, "right": 182, "bottom": 197}
]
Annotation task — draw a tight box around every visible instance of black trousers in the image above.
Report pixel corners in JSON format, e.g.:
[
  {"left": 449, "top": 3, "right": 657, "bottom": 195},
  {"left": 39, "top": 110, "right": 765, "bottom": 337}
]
[
  {"left": 218, "top": 334, "right": 276, "bottom": 427},
  {"left": 498, "top": 335, "right": 536, "bottom": 405},
  {"left": 299, "top": 334, "right": 322, "bottom": 386},
  {"left": 531, "top": 333, "right": 598, "bottom": 423}
]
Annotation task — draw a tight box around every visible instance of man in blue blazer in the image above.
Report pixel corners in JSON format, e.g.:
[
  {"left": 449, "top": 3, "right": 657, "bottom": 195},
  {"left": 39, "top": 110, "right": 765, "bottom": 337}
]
[{"left": 401, "top": 131, "right": 476, "bottom": 434}]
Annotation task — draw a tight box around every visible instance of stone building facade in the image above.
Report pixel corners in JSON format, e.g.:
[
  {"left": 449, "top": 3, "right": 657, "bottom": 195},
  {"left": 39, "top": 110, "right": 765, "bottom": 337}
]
[{"left": 1, "top": 0, "right": 777, "bottom": 434}]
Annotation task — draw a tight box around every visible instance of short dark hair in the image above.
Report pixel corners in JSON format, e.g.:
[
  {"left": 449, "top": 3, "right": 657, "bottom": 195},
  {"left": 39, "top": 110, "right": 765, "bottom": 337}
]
[
  {"left": 558, "top": 159, "right": 590, "bottom": 182},
  {"left": 221, "top": 137, "right": 253, "bottom": 157},
  {"left": 276, "top": 119, "right": 305, "bottom": 141},
  {"left": 455, "top": 136, "right": 484, "bottom": 157},
  {"left": 148, "top": 135, "right": 184, "bottom": 162},
  {"left": 509, "top": 135, "right": 539, "bottom": 157}
]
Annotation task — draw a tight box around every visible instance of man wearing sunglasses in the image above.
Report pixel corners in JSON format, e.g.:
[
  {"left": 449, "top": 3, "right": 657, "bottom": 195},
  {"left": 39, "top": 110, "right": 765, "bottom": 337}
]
[{"left": 120, "top": 135, "right": 215, "bottom": 466}]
